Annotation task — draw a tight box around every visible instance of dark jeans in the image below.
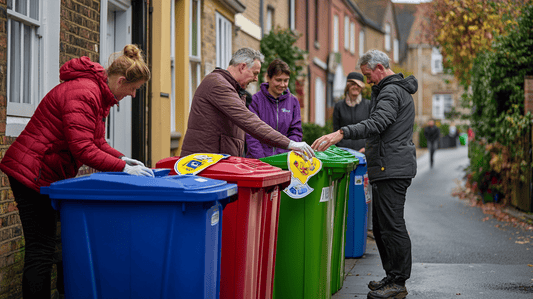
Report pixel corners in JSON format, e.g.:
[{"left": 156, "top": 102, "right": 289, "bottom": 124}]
[
  {"left": 9, "top": 176, "right": 64, "bottom": 298},
  {"left": 427, "top": 140, "right": 439, "bottom": 167},
  {"left": 372, "top": 178, "right": 412, "bottom": 285}
]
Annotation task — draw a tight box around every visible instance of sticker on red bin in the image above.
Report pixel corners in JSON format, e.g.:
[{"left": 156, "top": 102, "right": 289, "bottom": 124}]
[{"left": 174, "top": 153, "right": 230, "bottom": 175}]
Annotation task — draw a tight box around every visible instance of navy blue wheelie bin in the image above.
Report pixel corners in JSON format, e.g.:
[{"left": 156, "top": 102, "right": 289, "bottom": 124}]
[
  {"left": 41, "top": 171, "right": 237, "bottom": 299},
  {"left": 339, "top": 148, "right": 371, "bottom": 258}
]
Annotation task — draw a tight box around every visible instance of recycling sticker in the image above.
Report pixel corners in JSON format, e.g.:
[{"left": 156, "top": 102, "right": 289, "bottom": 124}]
[{"left": 283, "top": 151, "right": 323, "bottom": 199}]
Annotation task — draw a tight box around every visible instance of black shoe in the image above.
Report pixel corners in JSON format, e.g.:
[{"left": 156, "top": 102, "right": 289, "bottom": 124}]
[
  {"left": 367, "top": 283, "right": 408, "bottom": 299},
  {"left": 368, "top": 276, "right": 393, "bottom": 291}
]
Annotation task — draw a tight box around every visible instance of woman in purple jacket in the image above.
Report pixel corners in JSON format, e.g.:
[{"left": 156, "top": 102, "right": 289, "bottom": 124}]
[{"left": 245, "top": 59, "right": 303, "bottom": 158}]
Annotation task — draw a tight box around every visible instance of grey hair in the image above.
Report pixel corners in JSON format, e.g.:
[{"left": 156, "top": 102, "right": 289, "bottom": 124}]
[
  {"left": 357, "top": 49, "right": 391, "bottom": 70},
  {"left": 228, "top": 47, "right": 265, "bottom": 68}
]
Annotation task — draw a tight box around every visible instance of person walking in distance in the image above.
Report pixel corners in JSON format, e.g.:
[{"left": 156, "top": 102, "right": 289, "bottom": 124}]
[
  {"left": 424, "top": 119, "right": 440, "bottom": 168},
  {"left": 311, "top": 49, "right": 417, "bottom": 299}
]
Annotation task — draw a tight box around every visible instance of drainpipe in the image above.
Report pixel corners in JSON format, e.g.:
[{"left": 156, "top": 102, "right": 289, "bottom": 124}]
[
  {"left": 307, "top": 2, "right": 311, "bottom": 122},
  {"left": 260, "top": 0, "right": 264, "bottom": 37},
  {"left": 131, "top": 0, "right": 148, "bottom": 164},
  {"left": 418, "top": 46, "right": 423, "bottom": 121},
  {"left": 147, "top": 3, "right": 153, "bottom": 167}
]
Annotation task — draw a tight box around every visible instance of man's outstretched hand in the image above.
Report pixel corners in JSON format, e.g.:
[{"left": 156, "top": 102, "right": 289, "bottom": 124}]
[{"left": 311, "top": 130, "right": 344, "bottom": 152}]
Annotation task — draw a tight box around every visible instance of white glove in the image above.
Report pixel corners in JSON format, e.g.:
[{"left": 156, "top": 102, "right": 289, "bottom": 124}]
[
  {"left": 121, "top": 156, "right": 146, "bottom": 167},
  {"left": 123, "top": 164, "right": 154, "bottom": 177},
  {"left": 288, "top": 140, "right": 315, "bottom": 160}
]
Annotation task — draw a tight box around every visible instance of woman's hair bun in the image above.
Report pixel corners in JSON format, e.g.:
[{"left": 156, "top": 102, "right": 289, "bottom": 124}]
[{"left": 123, "top": 44, "right": 142, "bottom": 61}]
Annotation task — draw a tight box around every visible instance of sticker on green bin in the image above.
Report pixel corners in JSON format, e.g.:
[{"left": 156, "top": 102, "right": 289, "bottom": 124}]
[
  {"left": 319, "top": 183, "right": 333, "bottom": 202},
  {"left": 174, "top": 153, "right": 229, "bottom": 175},
  {"left": 284, "top": 151, "right": 323, "bottom": 199}
]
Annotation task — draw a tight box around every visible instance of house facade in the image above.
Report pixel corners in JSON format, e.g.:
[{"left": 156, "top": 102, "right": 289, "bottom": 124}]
[{"left": 394, "top": 2, "right": 462, "bottom": 129}]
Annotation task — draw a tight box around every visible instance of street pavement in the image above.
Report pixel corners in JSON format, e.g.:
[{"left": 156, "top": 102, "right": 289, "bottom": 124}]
[{"left": 333, "top": 145, "right": 533, "bottom": 298}]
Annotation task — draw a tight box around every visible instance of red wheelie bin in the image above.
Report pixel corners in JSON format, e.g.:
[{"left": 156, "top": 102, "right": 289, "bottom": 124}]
[{"left": 156, "top": 156, "right": 291, "bottom": 299}]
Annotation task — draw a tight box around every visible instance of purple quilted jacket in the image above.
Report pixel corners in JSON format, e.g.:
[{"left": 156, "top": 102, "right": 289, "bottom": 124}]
[{"left": 245, "top": 83, "right": 303, "bottom": 158}]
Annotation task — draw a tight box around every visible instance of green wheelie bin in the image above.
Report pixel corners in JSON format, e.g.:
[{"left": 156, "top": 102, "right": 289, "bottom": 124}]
[
  {"left": 325, "top": 146, "right": 358, "bottom": 294},
  {"left": 260, "top": 150, "right": 353, "bottom": 299}
]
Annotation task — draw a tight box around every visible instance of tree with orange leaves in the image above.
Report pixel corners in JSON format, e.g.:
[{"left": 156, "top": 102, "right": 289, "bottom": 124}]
[{"left": 422, "top": 0, "right": 529, "bottom": 87}]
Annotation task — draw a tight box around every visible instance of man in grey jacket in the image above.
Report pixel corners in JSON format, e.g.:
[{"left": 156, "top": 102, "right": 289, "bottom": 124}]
[{"left": 312, "top": 49, "right": 417, "bottom": 299}]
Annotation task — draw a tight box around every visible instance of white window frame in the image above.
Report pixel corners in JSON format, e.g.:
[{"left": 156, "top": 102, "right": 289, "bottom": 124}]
[
  {"left": 431, "top": 47, "right": 444, "bottom": 74},
  {"left": 266, "top": 7, "right": 274, "bottom": 35},
  {"left": 289, "top": 0, "right": 295, "bottom": 31},
  {"left": 216, "top": 12, "right": 232, "bottom": 68},
  {"left": 359, "top": 29, "right": 365, "bottom": 57},
  {"left": 315, "top": 77, "right": 325, "bottom": 126},
  {"left": 333, "top": 14, "right": 339, "bottom": 52},
  {"left": 6, "top": 0, "right": 60, "bottom": 137},
  {"left": 350, "top": 22, "right": 355, "bottom": 54},
  {"left": 393, "top": 38, "right": 399, "bottom": 62},
  {"left": 344, "top": 16, "right": 349, "bottom": 50},
  {"left": 384, "top": 23, "right": 391, "bottom": 51},
  {"left": 432, "top": 94, "right": 453, "bottom": 119},
  {"left": 189, "top": 0, "right": 201, "bottom": 111}
]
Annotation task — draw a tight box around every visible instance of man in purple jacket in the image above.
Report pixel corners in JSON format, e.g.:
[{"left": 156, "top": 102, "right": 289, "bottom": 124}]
[{"left": 245, "top": 59, "right": 303, "bottom": 158}]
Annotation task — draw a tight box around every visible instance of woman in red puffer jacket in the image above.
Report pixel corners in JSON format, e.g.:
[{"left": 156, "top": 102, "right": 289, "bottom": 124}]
[{"left": 0, "top": 44, "right": 153, "bottom": 298}]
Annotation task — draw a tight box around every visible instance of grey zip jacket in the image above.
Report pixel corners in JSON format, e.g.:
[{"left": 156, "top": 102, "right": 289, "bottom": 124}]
[{"left": 340, "top": 73, "right": 418, "bottom": 183}]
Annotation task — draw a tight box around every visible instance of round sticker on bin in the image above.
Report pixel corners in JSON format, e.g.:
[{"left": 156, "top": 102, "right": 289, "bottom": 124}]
[
  {"left": 211, "top": 209, "right": 220, "bottom": 226},
  {"left": 174, "top": 153, "right": 230, "bottom": 175},
  {"left": 283, "top": 151, "right": 322, "bottom": 199}
]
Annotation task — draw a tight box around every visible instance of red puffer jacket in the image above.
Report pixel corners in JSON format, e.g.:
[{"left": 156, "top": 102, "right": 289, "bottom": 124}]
[{"left": 0, "top": 56, "right": 127, "bottom": 192}]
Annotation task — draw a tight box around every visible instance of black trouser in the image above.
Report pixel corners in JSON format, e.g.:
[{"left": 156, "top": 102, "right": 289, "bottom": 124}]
[
  {"left": 9, "top": 176, "right": 64, "bottom": 298},
  {"left": 372, "top": 178, "right": 412, "bottom": 285},
  {"left": 427, "top": 140, "right": 438, "bottom": 167}
]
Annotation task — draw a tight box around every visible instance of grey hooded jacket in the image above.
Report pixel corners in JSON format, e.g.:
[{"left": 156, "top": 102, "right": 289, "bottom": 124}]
[{"left": 340, "top": 73, "right": 418, "bottom": 183}]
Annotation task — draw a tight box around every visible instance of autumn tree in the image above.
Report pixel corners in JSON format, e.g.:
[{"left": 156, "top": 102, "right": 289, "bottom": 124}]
[{"left": 422, "top": 0, "right": 529, "bottom": 87}]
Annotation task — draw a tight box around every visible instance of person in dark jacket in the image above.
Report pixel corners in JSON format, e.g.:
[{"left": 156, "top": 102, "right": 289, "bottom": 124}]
[
  {"left": 424, "top": 119, "right": 440, "bottom": 168},
  {"left": 181, "top": 48, "right": 313, "bottom": 159},
  {"left": 312, "top": 49, "right": 417, "bottom": 299},
  {"left": 332, "top": 72, "right": 371, "bottom": 152},
  {"left": 0, "top": 45, "right": 154, "bottom": 298},
  {"left": 245, "top": 59, "right": 303, "bottom": 158}
]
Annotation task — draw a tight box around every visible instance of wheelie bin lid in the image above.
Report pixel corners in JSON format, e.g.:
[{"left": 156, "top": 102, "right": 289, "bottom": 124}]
[
  {"left": 259, "top": 150, "right": 355, "bottom": 173},
  {"left": 40, "top": 171, "right": 238, "bottom": 203},
  {"left": 156, "top": 156, "right": 291, "bottom": 188},
  {"left": 338, "top": 147, "right": 367, "bottom": 166},
  {"left": 325, "top": 145, "right": 359, "bottom": 169}
]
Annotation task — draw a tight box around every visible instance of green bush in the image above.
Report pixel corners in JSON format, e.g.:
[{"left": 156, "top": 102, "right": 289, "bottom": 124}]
[
  {"left": 259, "top": 27, "right": 307, "bottom": 94},
  {"left": 302, "top": 123, "right": 330, "bottom": 145},
  {"left": 419, "top": 130, "right": 427, "bottom": 148}
]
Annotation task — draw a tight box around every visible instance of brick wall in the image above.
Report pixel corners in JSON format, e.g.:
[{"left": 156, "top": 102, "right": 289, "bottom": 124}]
[
  {"left": 0, "top": 0, "right": 24, "bottom": 296},
  {"left": 60, "top": 0, "right": 101, "bottom": 65}
]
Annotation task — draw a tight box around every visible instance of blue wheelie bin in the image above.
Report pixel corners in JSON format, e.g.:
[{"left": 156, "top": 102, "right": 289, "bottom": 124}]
[
  {"left": 41, "top": 171, "right": 237, "bottom": 299},
  {"left": 339, "top": 148, "right": 371, "bottom": 258}
]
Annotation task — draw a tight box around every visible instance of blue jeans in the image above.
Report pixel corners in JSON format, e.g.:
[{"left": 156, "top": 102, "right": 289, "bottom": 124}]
[{"left": 9, "top": 176, "right": 64, "bottom": 298}]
